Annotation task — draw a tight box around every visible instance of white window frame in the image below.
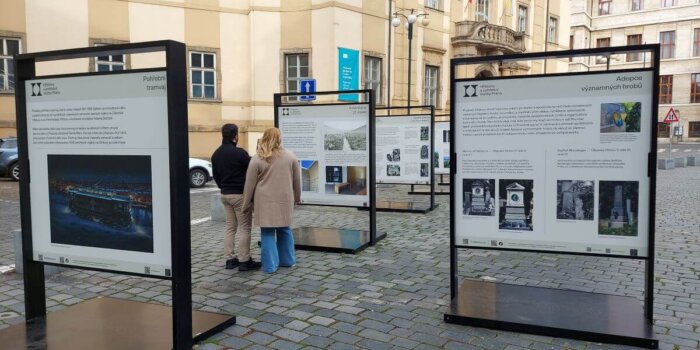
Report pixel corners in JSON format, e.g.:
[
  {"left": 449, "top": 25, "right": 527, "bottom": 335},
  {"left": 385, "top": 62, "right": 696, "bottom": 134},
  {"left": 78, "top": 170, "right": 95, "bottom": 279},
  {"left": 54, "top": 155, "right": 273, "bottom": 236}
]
[
  {"left": 517, "top": 5, "right": 528, "bottom": 33},
  {"left": 424, "top": 65, "right": 439, "bottom": 107},
  {"left": 660, "top": 31, "right": 675, "bottom": 59},
  {"left": 631, "top": 0, "right": 643, "bottom": 11},
  {"left": 94, "top": 43, "right": 125, "bottom": 72},
  {"left": 285, "top": 53, "right": 310, "bottom": 101},
  {"left": 598, "top": 0, "right": 611, "bottom": 15},
  {"left": 189, "top": 51, "right": 217, "bottom": 99},
  {"left": 364, "top": 56, "right": 382, "bottom": 105},
  {"left": 0, "top": 37, "right": 21, "bottom": 92},
  {"left": 426, "top": 0, "right": 441, "bottom": 10},
  {"left": 547, "top": 17, "right": 558, "bottom": 44},
  {"left": 476, "top": 0, "right": 489, "bottom": 22},
  {"left": 662, "top": 0, "right": 676, "bottom": 7}
]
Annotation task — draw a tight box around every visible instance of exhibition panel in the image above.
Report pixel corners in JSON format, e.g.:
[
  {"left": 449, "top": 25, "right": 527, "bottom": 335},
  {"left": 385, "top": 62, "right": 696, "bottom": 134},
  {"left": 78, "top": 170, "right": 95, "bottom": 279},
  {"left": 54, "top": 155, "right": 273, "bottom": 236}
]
[
  {"left": 454, "top": 70, "right": 653, "bottom": 257},
  {"left": 8, "top": 41, "right": 235, "bottom": 350},
  {"left": 274, "top": 90, "right": 383, "bottom": 253},
  {"left": 376, "top": 114, "right": 431, "bottom": 185},
  {"left": 434, "top": 121, "right": 450, "bottom": 176},
  {"left": 446, "top": 45, "right": 659, "bottom": 349}
]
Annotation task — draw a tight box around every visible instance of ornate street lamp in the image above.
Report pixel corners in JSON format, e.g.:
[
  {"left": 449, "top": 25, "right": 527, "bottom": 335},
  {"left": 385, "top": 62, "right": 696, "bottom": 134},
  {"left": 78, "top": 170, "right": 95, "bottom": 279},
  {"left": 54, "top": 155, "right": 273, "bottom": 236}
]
[{"left": 392, "top": 9, "right": 429, "bottom": 108}]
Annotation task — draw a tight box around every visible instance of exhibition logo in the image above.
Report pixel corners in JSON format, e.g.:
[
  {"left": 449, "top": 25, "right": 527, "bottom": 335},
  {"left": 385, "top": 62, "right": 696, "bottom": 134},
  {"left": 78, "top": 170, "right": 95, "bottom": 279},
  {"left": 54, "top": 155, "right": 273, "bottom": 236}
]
[
  {"left": 282, "top": 108, "right": 290, "bottom": 116},
  {"left": 31, "top": 82, "right": 42, "bottom": 96},
  {"left": 463, "top": 84, "right": 478, "bottom": 98}
]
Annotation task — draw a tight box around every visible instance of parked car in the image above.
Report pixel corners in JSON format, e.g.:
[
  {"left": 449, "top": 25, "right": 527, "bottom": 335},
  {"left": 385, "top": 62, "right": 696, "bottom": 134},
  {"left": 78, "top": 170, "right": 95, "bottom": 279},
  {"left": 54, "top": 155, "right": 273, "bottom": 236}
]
[
  {"left": 189, "top": 158, "right": 213, "bottom": 188},
  {"left": 0, "top": 137, "right": 19, "bottom": 181}
]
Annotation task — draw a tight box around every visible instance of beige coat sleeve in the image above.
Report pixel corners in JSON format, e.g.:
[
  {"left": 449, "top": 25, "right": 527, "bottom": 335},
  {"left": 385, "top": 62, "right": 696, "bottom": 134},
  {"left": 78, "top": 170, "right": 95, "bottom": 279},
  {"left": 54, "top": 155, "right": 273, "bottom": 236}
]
[
  {"left": 242, "top": 158, "right": 259, "bottom": 211},
  {"left": 292, "top": 156, "right": 301, "bottom": 203}
]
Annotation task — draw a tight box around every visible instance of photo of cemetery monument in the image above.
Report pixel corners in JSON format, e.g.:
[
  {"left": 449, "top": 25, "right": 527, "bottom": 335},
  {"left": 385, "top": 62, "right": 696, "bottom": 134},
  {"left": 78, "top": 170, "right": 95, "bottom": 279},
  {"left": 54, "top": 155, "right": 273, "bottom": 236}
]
[
  {"left": 556, "top": 180, "right": 594, "bottom": 220},
  {"left": 462, "top": 179, "right": 495, "bottom": 216},
  {"left": 420, "top": 163, "right": 429, "bottom": 177},
  {"left": 600, "top": 102, "right": 641, "bottom": 133},
  {"left": 444, "top": 155, "right": 450, "bottom": 168},
  {"left": 387, "top": 165, "right": 401, "bottom": 176},
  {"left": 386, "top": 149, "right": 400, "bottom": 162},
  {"left": 324, "top": 166, "right": 368, "bottom": 195},
  {"left": 420, "top": 126, "right": 429, "bottom": 141},
  {"left": 598, "top": 181, "right": 639, "bottom": 236},
  {"left": 420, "top": 145, "right": 429, "bottom": 159},
  {"left": 323, "top": 121, "right": 367, "bottom": 151},
  {"left": 47, "top": 154, "right": 154, "bottom": 253},
  {"left": 498, "top": 179, "right": 533, "bottom": 230},
  {"left": 433, "top": 152, "right": 439, "bottom": 168},
  {"left": 300, "top": 160, "right": 319, "bottom": 192}
]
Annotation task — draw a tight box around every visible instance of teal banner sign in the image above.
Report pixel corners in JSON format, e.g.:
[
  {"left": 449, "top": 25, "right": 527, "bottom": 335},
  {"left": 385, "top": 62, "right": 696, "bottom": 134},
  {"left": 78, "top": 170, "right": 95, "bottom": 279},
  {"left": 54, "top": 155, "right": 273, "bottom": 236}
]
[{"left": 338, "top": 47, "right": 359, "bottom": 102}]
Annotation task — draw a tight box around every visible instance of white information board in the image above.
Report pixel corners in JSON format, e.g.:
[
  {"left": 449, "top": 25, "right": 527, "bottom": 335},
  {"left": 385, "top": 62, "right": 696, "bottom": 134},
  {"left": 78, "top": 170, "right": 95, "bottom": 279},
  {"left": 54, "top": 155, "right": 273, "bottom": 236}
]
[
  {"left": 376, "top": 115, "right": 431, "bottom": 185},
  {"left": 26, "top": 71, "right": 172, "bottom": 276},
  {"left": 434, "top": 121, "right": 450, "bottom": 175},
  {"left": 454, "top": 71, "right": 652, "bottom": 257},
  {"left": 279, "top": 104, "right": 370, "bottom": 207}
]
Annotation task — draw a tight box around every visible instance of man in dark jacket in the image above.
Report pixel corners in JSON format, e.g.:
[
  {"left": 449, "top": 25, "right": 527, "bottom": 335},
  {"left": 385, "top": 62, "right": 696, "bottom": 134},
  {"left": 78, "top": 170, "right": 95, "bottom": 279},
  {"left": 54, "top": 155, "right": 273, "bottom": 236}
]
[{"left": 211, "top": 124, "right": 261, "bottom": 271}]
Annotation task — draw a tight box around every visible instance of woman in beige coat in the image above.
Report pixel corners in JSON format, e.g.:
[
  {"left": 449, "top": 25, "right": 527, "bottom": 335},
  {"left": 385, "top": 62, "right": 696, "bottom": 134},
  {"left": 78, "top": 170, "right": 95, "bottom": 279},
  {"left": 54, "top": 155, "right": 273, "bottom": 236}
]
[{"left": 242, "top": 128, "right": 301, "bottom": 273}]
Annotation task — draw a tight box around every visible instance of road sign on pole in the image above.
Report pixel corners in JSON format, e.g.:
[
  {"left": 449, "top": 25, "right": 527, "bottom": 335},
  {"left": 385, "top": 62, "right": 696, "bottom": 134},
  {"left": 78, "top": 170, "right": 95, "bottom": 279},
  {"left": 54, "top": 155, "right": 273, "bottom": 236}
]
[
  {"left": 663, "top": 108, "right": 679, "bottom": 123},
  {"left": 300, "top": 79, "right": 316, "bottom": 101}
]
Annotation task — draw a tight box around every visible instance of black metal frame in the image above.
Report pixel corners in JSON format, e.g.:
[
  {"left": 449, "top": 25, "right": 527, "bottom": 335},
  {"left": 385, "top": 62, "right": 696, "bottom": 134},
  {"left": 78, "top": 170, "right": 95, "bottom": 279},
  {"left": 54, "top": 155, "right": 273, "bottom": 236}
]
[
  {"left": 371, "top": 105, "right": 437, "bottom": 213},
  {"left": 274, "top": 90, "right": 380, "bottom": 247},
  {"left": 12, "top": 40, "right": 231, "bottom": 350},
  {"left": 446, "top": 45, "right": 659, "bottom": 347}
]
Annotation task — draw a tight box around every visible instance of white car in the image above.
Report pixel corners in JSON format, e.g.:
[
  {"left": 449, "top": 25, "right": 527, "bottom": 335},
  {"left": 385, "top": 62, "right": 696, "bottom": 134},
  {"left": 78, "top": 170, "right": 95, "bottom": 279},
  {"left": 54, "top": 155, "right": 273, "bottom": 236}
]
[{"left": 189, "top": 158, "right": 213, "bottom": 188}]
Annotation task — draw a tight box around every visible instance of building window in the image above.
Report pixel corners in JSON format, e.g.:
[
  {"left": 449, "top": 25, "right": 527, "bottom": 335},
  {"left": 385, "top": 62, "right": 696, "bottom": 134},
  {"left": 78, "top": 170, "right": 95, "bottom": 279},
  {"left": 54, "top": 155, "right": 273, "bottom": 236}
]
[
  {"left": 658, "top": 123, "right": 670, "bottom": 138},
  {"left": 662, "top": 0, "right": 676, "bottom": 7},
  {"left": 693, "top": 28, "right": 700, "bottom": 57},
  {"left": 476, "top": 0, "right": 489, "bottom": 22},
  {"left": 95, "top": 44, "right": 125, "bottom": 72},
  {"left": 596, "top": 37, "right": 610, "bottom": 64},
  {"left": 631, "top": 0, "right": 643, "bottom": 10},
  {"left": 547, "top": 17, "right": 558, "bottom": 43},
  {"left": 691, "top": 73, "right": 700, "bottom": 103},
  {"left": 424, "top": 65, "right": 439, "bottom": 107},
  {"left": 426, "top": 0, "right": 441, "bottom": 10},
  {"left": 598, "top": 0, "right": 611, "bottom": 15},
  {"left": 364, "top": 56, "right": 382, "bottom": 104},
  {"left": 659, "top": 75, "right": 673, "bottom": 104},
  {"left": 285, "top": 53, "right": 310, "bottom": 101},
  {"left": 189, "top": 52, "right": 216, "bottom": 99},
  {"left": 689, "top": 122, "right": 700, "bottom": 137},
  {"left": 517, "top": 5, "right": 528, "bottom": 33},
  {"left": 626, "top": 34, "right": 642, "bottom": 61},
  {"left": 0, "top": 38, "right": 20, "bottom": 92},
  {"left": 660, "top": 31, "right": 675, "bottom": 59}
]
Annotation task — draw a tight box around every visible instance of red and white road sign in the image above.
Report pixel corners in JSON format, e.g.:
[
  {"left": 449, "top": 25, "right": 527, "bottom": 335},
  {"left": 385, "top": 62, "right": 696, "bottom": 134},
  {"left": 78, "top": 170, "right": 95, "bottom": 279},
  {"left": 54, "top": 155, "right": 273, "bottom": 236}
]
[{"left": 663, "top": 108, "right": 679, "bottom": 123}]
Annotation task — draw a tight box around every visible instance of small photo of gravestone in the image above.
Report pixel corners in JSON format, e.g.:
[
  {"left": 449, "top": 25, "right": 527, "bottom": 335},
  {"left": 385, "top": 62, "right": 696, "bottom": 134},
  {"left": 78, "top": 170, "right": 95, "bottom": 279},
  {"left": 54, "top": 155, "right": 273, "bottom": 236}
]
[
  {"left": 462, "top": 179, "right": 495, "bottom": 216},
  {"left": 600, "top": 102, "right": 641, "bottom": 133},
  {"left": 598, "top": 181, "right": 639, "bottom": 236},
  {"left": 498, "top": 179, "right": 533, "bottom": 231},
  {"left": 556, "top": 180, "right": 594, "bottom": 220}
]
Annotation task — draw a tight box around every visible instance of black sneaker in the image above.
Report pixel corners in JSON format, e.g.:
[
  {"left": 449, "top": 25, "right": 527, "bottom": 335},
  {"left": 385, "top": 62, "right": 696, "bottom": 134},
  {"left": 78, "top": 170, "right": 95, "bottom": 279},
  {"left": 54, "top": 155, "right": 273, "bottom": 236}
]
[
  {"left": 225, "top": 258, "right": 240, "bottom": 270},
  {"left": 238, "top": 259, "right": 262, "bottom": 271}
]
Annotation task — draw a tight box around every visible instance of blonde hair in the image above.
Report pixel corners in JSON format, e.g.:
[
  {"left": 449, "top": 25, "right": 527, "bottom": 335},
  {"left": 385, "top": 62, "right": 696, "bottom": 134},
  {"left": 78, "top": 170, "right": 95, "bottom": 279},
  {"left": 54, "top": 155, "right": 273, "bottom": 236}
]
[{"left": 257, "top": 128, "right": 282, "bottom": 161}]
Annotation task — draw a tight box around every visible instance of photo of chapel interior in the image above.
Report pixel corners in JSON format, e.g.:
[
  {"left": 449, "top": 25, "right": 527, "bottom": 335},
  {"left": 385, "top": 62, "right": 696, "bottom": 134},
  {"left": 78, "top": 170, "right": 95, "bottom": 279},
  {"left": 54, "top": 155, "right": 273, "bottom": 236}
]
[{"left": 324, "top": 166, "right": 367, "bottom": 195}]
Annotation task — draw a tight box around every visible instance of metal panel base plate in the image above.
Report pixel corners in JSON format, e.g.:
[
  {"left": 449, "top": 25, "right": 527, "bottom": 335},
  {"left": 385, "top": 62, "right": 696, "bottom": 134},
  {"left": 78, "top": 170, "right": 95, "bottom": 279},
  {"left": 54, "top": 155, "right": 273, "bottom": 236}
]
[
  {"left": 293, "top": 227, "right": 387, "bottom": 254},
  {"left": 358, "top": 201, "right": 438, "bottom": 213},
  {"left": 444, "top": 280, "right": 658, "bottom": 349},
  {"left": 0, "top": 297, "right": 236, "bottom": 350}
]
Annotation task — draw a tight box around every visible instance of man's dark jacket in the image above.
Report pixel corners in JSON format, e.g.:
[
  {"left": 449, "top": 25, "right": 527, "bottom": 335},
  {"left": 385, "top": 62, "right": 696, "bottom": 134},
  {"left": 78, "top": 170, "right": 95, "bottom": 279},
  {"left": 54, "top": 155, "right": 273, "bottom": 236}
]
[{"left": 211, "top": 139, "right": 251, "bottom": 194}]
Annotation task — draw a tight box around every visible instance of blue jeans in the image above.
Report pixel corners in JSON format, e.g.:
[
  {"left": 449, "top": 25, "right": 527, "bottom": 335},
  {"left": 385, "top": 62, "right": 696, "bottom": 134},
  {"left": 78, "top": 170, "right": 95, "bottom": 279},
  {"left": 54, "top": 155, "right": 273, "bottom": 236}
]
[{"left": 260, "top": 227, "right": 296, "bottom": 273}]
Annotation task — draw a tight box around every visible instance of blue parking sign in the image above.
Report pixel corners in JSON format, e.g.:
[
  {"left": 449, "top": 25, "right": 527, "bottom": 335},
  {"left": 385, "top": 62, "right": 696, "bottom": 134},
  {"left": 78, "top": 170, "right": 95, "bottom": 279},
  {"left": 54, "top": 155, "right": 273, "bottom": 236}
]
[{"left": 300, "top": 79, "right": 316, "bottom": 101}]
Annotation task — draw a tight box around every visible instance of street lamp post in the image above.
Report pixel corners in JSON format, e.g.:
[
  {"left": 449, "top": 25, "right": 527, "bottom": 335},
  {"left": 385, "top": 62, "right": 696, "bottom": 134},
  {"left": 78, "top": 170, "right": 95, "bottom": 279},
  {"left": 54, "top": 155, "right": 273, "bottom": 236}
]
[{"left": 392, "top": 9, "right": 429, "bottom": 109}]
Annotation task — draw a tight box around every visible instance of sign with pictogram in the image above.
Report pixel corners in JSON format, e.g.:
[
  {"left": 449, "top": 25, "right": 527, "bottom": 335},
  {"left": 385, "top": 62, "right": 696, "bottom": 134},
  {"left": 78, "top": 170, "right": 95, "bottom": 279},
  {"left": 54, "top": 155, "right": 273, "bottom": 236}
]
[{"left": 663, "top": 108, "right": 679, "bottom": 123}]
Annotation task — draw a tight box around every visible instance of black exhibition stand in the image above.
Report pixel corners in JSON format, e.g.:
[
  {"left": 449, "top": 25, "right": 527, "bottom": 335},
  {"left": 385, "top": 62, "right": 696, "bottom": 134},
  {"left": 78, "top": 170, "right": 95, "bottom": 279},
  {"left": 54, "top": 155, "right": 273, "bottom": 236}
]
[
  {"left": 360, "top": 105, "right": 438, "bottom": 214},
  {"left": 1, "top": 41, "right": 235, "bottom": 350},
  {"left": 274, "top": 90, "right": 383, "bottom": 254},
  {"left": 444, "top": 45, "right": 659, "bottom": 349}
]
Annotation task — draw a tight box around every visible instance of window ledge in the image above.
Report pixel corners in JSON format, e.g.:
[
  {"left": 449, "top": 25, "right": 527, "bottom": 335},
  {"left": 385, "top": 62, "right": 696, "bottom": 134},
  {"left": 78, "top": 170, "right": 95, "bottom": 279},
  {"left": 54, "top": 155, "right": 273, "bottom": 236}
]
[
  {"left": 188, "top": 98, "right": 222, "bottom": 104},
  {"left": 0, "top": 90, "right": 15, "bottom": 95}
]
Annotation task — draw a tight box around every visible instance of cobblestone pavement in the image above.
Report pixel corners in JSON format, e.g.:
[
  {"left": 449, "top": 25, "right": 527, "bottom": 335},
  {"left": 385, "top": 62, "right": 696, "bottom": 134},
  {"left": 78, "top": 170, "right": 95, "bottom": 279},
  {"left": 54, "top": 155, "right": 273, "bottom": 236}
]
[{"left": 0, "top": 166, "right": 698, "bottom": 350}]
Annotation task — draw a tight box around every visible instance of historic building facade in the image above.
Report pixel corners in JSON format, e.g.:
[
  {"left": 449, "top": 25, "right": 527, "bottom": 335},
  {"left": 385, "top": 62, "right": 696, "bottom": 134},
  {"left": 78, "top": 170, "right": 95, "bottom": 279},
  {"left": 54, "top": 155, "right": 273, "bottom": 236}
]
[
  {"left": 0, "top": 0, "right": 569, "bottom": 156},
  {"left": 570, "top": 0, "right": 700, "bottom": 142}
]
